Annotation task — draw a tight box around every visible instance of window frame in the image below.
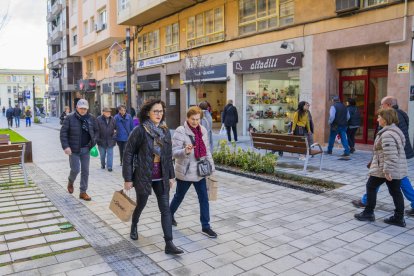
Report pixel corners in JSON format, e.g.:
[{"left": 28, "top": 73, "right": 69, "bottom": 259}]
[
  {"left": 165, "top": 22, "right": 179, "bottom": 53},
  {"left": 361, "top": 0, "right": 399, "bottom": 8},
  {"left": 72, "top": 27, "right": 78, "bottom": 46},
  {"left": 238, "top": 0, "right": 294, "bottom": 36},
  {"left": 186, "top": 6, "right": 225, "bottom": 48},
  {"left": 137, "top": 29, "right": 160, "bottom": 59}
]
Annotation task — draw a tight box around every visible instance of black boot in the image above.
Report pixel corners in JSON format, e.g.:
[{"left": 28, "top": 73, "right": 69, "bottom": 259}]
[
  {"left": 384, "top": 215, "right": 406, "bottom": 227},
  {"left": 130, "top": 224, "right": 138, "bottom": 240},
  {"left": 354, "top": 211, "right": 375, "bottom": 222},
  {"left": 172, "top": 216, "right": 177, "bottom": 227},
  {"left": 165, "top": 240, "right": 184, "bottom": 255}
]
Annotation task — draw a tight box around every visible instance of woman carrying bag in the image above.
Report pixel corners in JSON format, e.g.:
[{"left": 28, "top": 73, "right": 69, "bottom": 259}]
[
  {"left": 170, "top": 106, "right": 217, "bottom": 238},
  {"left": 122, "top": 99, "right": 183, "bottom": 255},
  {"left": 291, "top": 101, "right": 311, "bottom": 160}
]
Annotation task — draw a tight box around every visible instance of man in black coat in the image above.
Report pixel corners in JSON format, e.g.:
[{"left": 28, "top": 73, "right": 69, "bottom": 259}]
[
  {"left": 13, "top": 105, "right": 22, "bottom": 127},
  {"left": 222, "top": 99, "right": 238, "bottom": 142},
  {"left": 96, "top": 107, "right": 117, "bottom": 172},
  {"left": 6, "top": 106, "right": 14, "bottom": 128},
  {"left": 60, "top": 99, "right": 96, "bottom": 201}
]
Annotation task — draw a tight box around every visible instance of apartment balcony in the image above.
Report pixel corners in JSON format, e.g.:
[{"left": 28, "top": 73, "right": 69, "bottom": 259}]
[
  {"left": 51, "top": 1, "right": 63, "bottom": 16},
  {"left": 51, "top": 52, "right": 62, "bottom": 62},
  {"left": 46, "top": 12, "right": 54, "bottom": 22},
  {"left": 111, "top": 60, "right": 126, "bottom": 73},
  {"left": 50, "top": 28, "right": 63, "bottom": 44},
  {"left": 117, "top": 0, "right": 202, "bottom": 26}
]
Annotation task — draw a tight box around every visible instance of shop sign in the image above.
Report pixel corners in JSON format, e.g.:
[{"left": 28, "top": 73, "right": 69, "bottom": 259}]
[
  {"left": 78, "top": 79, "right": 97, "bottom": 91},
  {"left": 397, "top": 63, "right": 409, "bottom": 73},
  {"left": 114, "top": 81, "right": 126, "bottom": 93},
  {"left": 186, "top": 64, "right": 227, "bottom": 81},
  {"left": 137, "top": 52, "right": 180, "bottom": 69},
  {"left": 233, "top": 52, "right": 302, "bottom": 74},
  {"left": 137, "top": 81, "right": 160, "bottom": 91}
]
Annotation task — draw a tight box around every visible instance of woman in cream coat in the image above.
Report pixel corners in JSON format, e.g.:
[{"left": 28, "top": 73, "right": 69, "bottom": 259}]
[
  {"left": 170, "top": 106, "right": 217, "bottom": 238},
  {"left": 355, "top": 108, "right": 407, "bottom": 227}
]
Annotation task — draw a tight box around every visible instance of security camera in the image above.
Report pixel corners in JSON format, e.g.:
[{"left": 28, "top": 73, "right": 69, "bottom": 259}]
[
  {"left": 280, "top": 42, "right": 288, "bottom": 49},
  {"left": 229, "top": 50, "right": 235, "bottom": 58}
]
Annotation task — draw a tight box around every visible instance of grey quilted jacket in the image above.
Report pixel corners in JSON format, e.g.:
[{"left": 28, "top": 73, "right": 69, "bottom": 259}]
[
  {"left": 369, "top": 124, "right": 407, "bottom": 180},
  {"left": 172, "top": 121, "right": 215, "bottom": 182}
]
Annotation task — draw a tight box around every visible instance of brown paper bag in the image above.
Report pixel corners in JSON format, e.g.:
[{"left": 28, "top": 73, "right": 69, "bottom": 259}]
[
  {"left": 207, "top": 177, "right": 218, "bottom": 201},
  {"left": 109, "top": 190, "right": 136, "bottom": 222}
]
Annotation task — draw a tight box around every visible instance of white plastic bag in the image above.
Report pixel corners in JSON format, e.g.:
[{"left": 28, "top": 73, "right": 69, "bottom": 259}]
[{"left": 219, "top": 124, "right": 226, "bottom": 135}]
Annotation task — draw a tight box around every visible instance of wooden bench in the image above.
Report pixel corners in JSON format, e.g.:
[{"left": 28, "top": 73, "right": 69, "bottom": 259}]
[
  {"left": 251, "top": 132, "right": 324, "bottom": 171},
  {"left": 0, "top": 134, "right": 10, "bottom": 145},
  {"left": 0, "top": 144, "right": 28, "bottom": 186}
]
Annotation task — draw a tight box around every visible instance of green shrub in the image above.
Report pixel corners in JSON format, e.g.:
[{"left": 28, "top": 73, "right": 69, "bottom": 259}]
[
  {"left": 34, "top": 116, "right": 41, "bottom": 124},
  {"left": 213, "top": 139, "right": 277, "bottom": 174}
]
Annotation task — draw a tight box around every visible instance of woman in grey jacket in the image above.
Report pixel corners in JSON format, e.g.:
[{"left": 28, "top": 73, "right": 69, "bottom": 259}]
[
  {"left": 170, "top": 106, "right": 217, "bottom": 238},
  {"left": 355, "top": 108, "right": 407, "bottom": 227}
]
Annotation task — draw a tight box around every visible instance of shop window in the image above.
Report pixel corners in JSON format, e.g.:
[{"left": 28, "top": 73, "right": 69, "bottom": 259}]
[
  {"left": 238, "top": 0, "right": 294, "bottom": 35},
  {"left": 187, "top": 6, "right": 225, "bottom": 48},
  {"left": 165, "top": 23, "right": 179, "bottom": 53},
  {"left": 138, "top": 30, "right": 160, "bottom": 59},
  {"left": 244, "top": 71, "right": 299, "bottom": 134}
]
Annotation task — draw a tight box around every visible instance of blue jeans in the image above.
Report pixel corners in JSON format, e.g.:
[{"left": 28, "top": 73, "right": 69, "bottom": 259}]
[
  {"left": 25, "top": 117, "right": 31, "bottom": 127},
  {"left": 362, "top": 176, "right": 414, "bottom": 208},
  {"left": 14, "top": 117, "right": 20, "bottom": 127},
  {"left": 98, "top": 146, "right": 113, "bottom": 169},
  {"left": 170, "top": 178, "right": 210, "bottom": 230},
  {"left": 327, "top": 126, "right": 350, "bottom": 154}
]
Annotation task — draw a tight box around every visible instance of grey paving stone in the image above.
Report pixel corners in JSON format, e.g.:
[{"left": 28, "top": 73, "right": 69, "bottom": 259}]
[
  {"left": 327, "top": 260, "right": 367, "bottom": 276},
  {"left": 7, "top": 236, "right": 47, "bottom": 250},
  {"left": 206, "top": 240, "right": 244, "bottom": 255},
  {"left": 12, "top": 256, "right": 58, "bottom": 273},
  {"left": 263, "top": 255, "right": 303, "bottom": 274},
  {"left": 263, "top": 244, "right": 299, "bottom": 259},
  {"left": 0, "top": 253, "right": 11, "bottom": 264},
  {"left": 0, "top": 264, "right": 14, "bottom": 275},
  {"left": 177, "top": 249, "right": 216, "bottom": 266},
  {"left": 291, "top": 246, "right": 327, "bottom": 262},
  {"left": 295, "top": 257, "right": 335, "bottom": 275},
  {"left": 0, "top": 223, "right": 29, "bottom": 233},
  {"left": 397, "top": 264, "right": 414, "bottom": 276},
  {"left": 350, "top": 249, "right": 387, "bottom": 265},
  {"left": 65, "top": 263, "right": 113, "bottom": 276},
  {"left": 233, "top": 253, "right": 274, "bottom": 271},
  {"left": 320, "top": 247, "right": 357, "bottom": 263},
  {"left": 170, "top": 261, "right": 212, "bottom": 276},
  {"left": 233, "top": 242, "right": 271, "bottom": 257},
  {"left": 10, "top": 245, "right": 52, "bottom": 261},
  {"left": 49, "top": 239, "right": 89, "bottom": 252},
  {"left": 200, "top": 264, "right": 244, "bottom": 276},
  {"left": 39, "top": 225, "right": 61, "bottom": 234},
  {"left": 204, "top": 251, "right": 244, "bottom": 268},
  {"left": 360, "top": 262, "right": 400, "bottom": 276},
  {"left": 4, "top": 229, "right": 41, "bottom": 240},
  {"left": 157, "top": 258, "right": 183, "bottom": 271},
  {"left": 382, "top": 251, "right": 414, "bottom": 269},
  {"left": 44, "top": 231, "right": 80, "bottom": 242},
  {"left": 37, "top": 260, "right": 85, "bottom": 275},
  {"left": 238, "top": 266, "right": 276, "bottom": 276},
  {"left": 0, "top": 217, "right": 25, "bottom": 226}
]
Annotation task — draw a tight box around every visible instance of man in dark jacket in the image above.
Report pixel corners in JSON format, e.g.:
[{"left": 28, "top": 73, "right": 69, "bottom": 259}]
[
  {"left": 96, "top": 107, "right": 117, "bottom": 172},
  {"left": 326, "top": 96, "right": 350, "bottom": 156},
  {"left": 6, "top": 106, "right": 14, "bottom": 128},
  {"left": 60, "top": 99, "right": 96, "bottom": 201},
  {"left": 222, "top": 99, "right": 238, "bottom": 142},
  {"left": 114, "top": 105, "right": 134, "bottom": 166},
  {"left": 13, "top": 105, "right": 22, "bottom": 127}
]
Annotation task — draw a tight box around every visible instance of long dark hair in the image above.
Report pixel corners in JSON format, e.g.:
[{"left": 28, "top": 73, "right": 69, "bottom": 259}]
[
  {"left": 139, "top": 99, "right": 166, "bottom": 123},
  {"left": 297, "top": 101, "right": 307, "bottom": 119},
  {"left": 347, "top": 98, "right": 356, "bottom": 106}
]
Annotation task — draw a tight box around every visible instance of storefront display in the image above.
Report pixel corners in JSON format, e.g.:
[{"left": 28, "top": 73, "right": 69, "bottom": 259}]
[{"left": 244, "top": 71, "right": 299, "bottom": 134}]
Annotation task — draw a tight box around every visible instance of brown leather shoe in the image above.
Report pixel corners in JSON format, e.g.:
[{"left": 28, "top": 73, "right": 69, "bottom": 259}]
[
  {"left": 67, "top": 180, "right": 74, "bottom": 194},
  {"left": 79, "top": 192, "right": 91, "bottom": 201}
]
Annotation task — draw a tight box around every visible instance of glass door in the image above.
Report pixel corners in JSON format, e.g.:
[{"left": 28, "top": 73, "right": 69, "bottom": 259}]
[{"left": 340, "top": 76, "right": 368, "bottom": 143}]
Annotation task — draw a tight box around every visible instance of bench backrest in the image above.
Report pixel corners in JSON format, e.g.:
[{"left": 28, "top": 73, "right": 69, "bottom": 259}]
[
  {"left": 251, "top": 132, "right": 308, "bottom": 154},
  {"left": 0, "top": 144, "right": 25, "bottom": 167},
  {"left": 0, "top": 134, "right": 10, "bottom": 145}
]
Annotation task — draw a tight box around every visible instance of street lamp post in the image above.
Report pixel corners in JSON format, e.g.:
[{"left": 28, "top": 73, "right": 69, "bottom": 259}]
[
  {"left": 58, "top": 64, "right": 63, "bottom": 115},
  {"left": 32, "top": 76, "right": 36, "bottom": 113},
  {"left": 126, "top": 28, "right": 132, "bottom": 114}
]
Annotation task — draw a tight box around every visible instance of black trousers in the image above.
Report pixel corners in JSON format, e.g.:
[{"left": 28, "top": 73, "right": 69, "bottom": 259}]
[
  {"left": 132, "top": 181, "right": 173, "bottom": 242},
  {"left": 347, "top": 127, "right": 358, "bottom": 149},
  {"left": 364, "top": 176, "right": 404, "bottom": 218},
  {"left": 7, "top": 117, "right": 13, "bottom": 127},
  {"left": 225, "top": 125, "right": 238, "bottom": 142},
  {"left": 117, "top": 141, "right": 127, "bottom": 164}
]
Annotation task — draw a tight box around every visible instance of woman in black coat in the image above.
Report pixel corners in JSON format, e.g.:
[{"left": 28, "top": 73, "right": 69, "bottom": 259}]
[
  {"left": 122, "top": 99, "right": 183, "bottom": 255},
  {"left": 222, "top": 99, "right": 238, "bottom": 142}
]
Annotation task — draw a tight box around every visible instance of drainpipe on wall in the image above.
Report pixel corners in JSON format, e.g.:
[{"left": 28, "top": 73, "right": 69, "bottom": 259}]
[{"left": 386, "top": 0, "right": 408, "bottom": 45}]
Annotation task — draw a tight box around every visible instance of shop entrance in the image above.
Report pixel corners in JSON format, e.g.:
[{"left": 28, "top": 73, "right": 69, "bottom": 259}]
[
  {"left": 339, "top": 68, "right": 387, "bottom": 144},
  {"left": 165, "top": 89, "right": 180, "bottom": 129}
]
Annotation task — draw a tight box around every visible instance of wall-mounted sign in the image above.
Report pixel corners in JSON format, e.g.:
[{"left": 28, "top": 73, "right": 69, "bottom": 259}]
[
  {"left": 137, "top": 81, "right": 160, "bottom": 91},
  {"left": 233, "top": 52, "right": 303, "bottom": 74},
  {"left": 114, "top": 81, "right": 126, "bottom": 93},
  {"left": 397, "top": 63, "right": 409, "bottom": 73},
  {"left": 185, "top": 64, "right": 227, "bottom": 81},
  {"left": 137, "top": 52, "right": 180, "bottom": 69}
]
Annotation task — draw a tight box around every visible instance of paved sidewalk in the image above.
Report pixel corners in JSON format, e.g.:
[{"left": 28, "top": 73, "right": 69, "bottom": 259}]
[{"left": 3, "top": 117, "right": 414, "bottom": 275}]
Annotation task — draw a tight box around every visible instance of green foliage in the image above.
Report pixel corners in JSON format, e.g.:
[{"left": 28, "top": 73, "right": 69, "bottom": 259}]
[
  {"left": 34, "top": 116, "right": 41, "bottom": 124},
  {"left": 213, "top": 139, "right": 277, "bottom": 174},
  {"left": 0, "top": 129, "right": 29, "bottom": 142}
]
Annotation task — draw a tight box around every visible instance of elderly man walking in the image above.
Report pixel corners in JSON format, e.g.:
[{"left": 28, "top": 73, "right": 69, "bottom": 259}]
[
  {"left": 60, "top": 99, "right": 97, "bottom": 201},
  {"left": 326, "top": 96, "right": 351, "bottom": 156}
]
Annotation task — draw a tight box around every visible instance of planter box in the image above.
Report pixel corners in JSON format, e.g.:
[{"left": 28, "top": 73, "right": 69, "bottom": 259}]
[{"left": 12, "top": 141, "right": 33, "bottom": 163}]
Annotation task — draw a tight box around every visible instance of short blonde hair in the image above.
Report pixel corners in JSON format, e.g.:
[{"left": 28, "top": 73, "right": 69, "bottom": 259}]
[
  {"left": 378, "top": 108, "right": 399, "bottom": 125},
  {"left": 187, "top": 106, "right": 203, "bottom": 119}
]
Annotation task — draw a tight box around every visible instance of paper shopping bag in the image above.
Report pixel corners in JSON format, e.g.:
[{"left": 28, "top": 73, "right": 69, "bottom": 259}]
[
  {"left": 109, "top": 190, "right": 136, "bottom": 222},
  {"left": 207, "top": 177, "right": 218, "bottom": 201},
  {"left": 219, "top": 124, "right": 226, "bottom": 135}
]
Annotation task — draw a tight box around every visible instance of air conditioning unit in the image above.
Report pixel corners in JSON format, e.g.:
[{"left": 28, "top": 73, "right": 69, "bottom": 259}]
[{"left": 336, "top": 0, "right": 360, "bottom": 13}]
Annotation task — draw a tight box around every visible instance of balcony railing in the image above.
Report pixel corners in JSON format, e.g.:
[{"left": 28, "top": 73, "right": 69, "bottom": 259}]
[
  {"left": 51, "top": 1, "right": 63, "bottom": 16},
  {"left": 111, "top": 61, "right": 126, "bottom": 73},
  {"left": 51, "top": 52, "right": 62, "bottom": 62}
]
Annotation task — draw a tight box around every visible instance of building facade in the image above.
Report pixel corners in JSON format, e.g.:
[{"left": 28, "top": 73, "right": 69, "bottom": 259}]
[
  {"left": 118, "top": 0, "right": 413, "bottom": 145},
  {"left": 47, "top": 0, "right": 82, "bottom": 117},
  {"left": 0, "top": 69, "right": 47, "bottom": 113},
  {"left": 68, "top": 0, "right": 127, "bottom": 116}
]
